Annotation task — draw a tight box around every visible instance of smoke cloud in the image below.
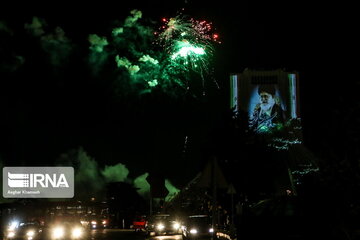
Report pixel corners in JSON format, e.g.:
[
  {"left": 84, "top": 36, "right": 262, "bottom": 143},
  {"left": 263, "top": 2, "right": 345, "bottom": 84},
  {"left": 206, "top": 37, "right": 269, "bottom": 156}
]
[
  {"left": 165, "top": 179, "right": 180, "bottom": 201},
  {"left": 88, "top": 34, "right": 110, "bottom": 75},
  {"left": 24, "top": 17, "right": 73, "bottom": 67},
  {"left": 101, "top": 163, "right": 130, "bottom": 182},
  {"left": 89, "top": 34, "right": 109, "bottom": 53},
  {"left": 124, "top": 9, "right": 142, "bottom": 27},
  {"left": 24, "top": 16, "right": 46, "bottom": 37},
  {"left": 133, "top": 172, "right": 151, "bottom": 197},
  {"left": 0, "top": 21, "right": 13, "bottom": 35},
  {"left": 40, "top": 27, "right": 73, "bottom": 67},
  {"left": 74, "top": 148, "right": 106, "bottom": 200},
  {"left": 54, "top": 147, "right": 181, "bottom": 201}
]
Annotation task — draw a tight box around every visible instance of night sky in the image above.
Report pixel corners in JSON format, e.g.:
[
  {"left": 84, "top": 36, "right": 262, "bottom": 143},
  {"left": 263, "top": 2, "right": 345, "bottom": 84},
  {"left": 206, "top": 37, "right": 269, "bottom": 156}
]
[{"left": 0, "top": 0, "right": 356, "bottom": 191}]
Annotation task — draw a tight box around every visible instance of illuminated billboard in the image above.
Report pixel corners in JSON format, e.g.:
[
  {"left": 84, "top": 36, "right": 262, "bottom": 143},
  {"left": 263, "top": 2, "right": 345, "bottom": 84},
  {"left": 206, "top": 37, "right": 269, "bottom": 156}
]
[{"left": 230, "top": 69, "right": 300, "bottom": 135}]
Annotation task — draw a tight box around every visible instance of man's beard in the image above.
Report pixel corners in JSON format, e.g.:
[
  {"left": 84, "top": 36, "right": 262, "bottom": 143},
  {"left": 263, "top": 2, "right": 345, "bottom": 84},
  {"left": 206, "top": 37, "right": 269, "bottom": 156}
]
[{"left": 260, "top": 98, "right": 275, "bottom": 112}]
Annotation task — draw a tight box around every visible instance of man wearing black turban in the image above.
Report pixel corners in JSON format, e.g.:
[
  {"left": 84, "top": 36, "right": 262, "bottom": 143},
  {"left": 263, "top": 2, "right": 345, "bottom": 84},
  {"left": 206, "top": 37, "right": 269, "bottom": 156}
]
[{"left": 250, "top": 85, "right": 285, "bottom": 133}]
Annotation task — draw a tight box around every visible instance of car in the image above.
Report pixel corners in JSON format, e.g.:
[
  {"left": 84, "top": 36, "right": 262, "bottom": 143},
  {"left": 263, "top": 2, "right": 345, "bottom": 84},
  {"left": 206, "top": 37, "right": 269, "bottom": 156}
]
[
  {"left": 182, "top": 215, "right": 215, "bottom": 239},
  {"left": 80, "top": 215, "right": 108, "bottom": 229},
  {"left": 132, "top": 216, "right": 147, "bottom": 232},
  {"left": 4, "top": 221, "right": 43, "bottom": 240},
  {"left": 145, "top": 214, "right": 183, "bottom": 236},
  {"left": 42, "top": 219, "right": 88, "bottom": 240}
]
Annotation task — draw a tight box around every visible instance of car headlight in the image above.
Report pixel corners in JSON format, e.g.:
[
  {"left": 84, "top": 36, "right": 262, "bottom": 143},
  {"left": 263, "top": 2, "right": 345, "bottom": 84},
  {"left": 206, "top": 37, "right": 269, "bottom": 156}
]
[
  {"left": 156, "top": 223, "right": 165, "bottom": 230},
  {"left": 26, "top": 230, "right": 35, "bottom": 237},
  {"left": 52, "top": 227, "right": 65, "bottom": 239},
  {"left": 8, "top": 221, "right": 19, "bottom": 231},
  {"left": 190, "top": 228, "right": 197, "bottom": 234},
  {"left": 7, "top": 231, "right": 16, "bottom": 238},
  {"left": 91, "top": 221, "right": 97, "bottom": 225},
  {"left": 72, "top": 227, "right": 83, "bottom": 238},
  {"left": 173, "top": 222, "right": 180, "bottom": 229}
]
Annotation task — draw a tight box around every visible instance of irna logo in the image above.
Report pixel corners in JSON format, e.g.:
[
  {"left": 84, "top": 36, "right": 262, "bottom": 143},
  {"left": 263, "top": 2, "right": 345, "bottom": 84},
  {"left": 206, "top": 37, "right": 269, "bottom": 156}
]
[
  {"left": 8, "top": 172, "right": 69, "bottom": 188},
  {"left": 3, "top": 167, "right": 74, "bottom": 198}
]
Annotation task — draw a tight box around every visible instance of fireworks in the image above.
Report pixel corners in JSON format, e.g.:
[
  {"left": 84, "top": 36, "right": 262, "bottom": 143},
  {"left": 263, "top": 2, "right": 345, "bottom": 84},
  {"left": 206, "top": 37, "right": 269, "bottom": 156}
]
[
  {"left": 156, "top": 14, "right": 219, "bottom": 74},
  {"left": 157, "top": 15, "right": 220, "bottom": 48},
  {"left": 190, "top": 19, "right": 220, "bottom": 43},
  {"left": 110, "top": 10, "right": 220, "bottom": 96},
  {"left": 154, "top": 14, "right": 220, "bottom": 94},
  {"left": 157, "top": 16, "right": 192, "bottom": 45},
  {"left": 170, "top": 39, "right": 208, "bottom": 73}
]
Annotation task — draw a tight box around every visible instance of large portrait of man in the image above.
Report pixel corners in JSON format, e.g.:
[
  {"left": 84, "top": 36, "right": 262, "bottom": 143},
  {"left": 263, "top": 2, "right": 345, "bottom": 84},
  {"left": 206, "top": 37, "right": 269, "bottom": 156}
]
[{"left": 249, "top": 84, "right": 286, "bottom": 133}]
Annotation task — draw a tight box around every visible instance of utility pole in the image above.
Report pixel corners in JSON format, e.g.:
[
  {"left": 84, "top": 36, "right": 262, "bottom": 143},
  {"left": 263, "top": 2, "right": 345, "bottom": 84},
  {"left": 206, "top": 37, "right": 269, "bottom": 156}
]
[
  {"left": 149, "top": 192, "right": 153, "bottom": 216},
  {"left": 227, "top": 184, "right": 237, "bottom": 236},
  {"left": 211, "top": 158, "right": 217, "bottom": 240}
]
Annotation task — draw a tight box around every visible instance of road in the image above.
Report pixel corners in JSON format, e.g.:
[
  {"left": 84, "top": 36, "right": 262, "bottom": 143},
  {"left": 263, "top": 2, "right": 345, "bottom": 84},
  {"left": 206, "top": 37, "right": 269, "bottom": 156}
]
[
  {"left": 90, "top": 229, "right": 216, "bottom": 240},
  {"left": 90, "top": 229, "right": 184, "bottom": 240},
  {"left": 1, "top": 228, "right": 214, "bottom": 240}
]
